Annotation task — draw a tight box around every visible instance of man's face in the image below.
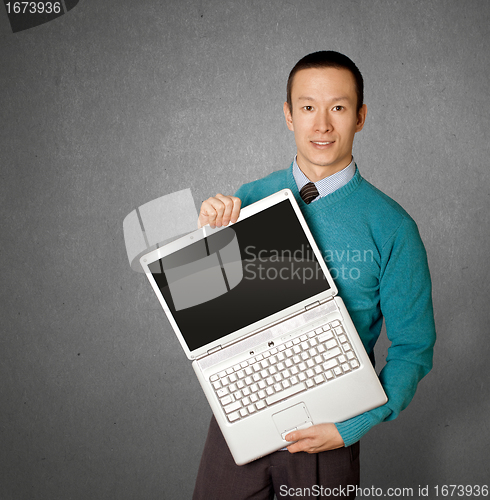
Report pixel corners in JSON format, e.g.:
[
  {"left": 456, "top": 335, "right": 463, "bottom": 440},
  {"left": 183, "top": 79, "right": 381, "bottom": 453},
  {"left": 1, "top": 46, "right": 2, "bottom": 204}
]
[{"left": 284, "top": 67, "right": 367, "bottom": 182}]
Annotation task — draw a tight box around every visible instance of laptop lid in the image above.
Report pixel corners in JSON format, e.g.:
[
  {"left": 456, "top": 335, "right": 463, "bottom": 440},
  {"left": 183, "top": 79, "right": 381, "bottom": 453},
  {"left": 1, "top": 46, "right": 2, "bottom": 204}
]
[{"left": 140, "top": 189, "right": 338, "bottom": 360}]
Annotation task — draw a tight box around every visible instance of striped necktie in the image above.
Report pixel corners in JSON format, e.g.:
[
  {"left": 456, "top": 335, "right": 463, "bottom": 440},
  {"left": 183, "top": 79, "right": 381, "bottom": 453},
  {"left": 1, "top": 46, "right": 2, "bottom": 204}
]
[{"left": 299, "top": 182, "right": 319, "bottom": 204}]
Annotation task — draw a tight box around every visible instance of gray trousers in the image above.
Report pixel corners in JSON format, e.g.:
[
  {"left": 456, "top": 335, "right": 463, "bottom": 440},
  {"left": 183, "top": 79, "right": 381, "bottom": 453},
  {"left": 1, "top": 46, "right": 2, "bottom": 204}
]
[{"left": 193, "top": 416, "right": 360, "bottom": 500}]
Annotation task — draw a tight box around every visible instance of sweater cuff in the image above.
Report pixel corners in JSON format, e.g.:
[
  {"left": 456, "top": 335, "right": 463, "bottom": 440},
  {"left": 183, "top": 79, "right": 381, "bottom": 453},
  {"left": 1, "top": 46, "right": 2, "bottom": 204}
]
[{"left": 335, "top": 405, "right": 392, "bottom": 447}]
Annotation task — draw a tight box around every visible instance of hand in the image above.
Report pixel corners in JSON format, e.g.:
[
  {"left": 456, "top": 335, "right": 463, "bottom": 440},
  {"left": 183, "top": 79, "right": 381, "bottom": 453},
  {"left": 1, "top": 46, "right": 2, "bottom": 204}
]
[
  {"left": 285, "top": 423, "right": 345, "bottom": 454},
  {"left": 198, "top": 194, "right": 241, "bottom": 229}
]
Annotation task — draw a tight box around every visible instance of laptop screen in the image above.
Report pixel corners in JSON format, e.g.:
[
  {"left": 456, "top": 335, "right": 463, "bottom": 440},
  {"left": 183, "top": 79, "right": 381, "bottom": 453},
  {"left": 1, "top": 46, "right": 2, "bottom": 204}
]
[{"left": 148, "top": 199, "right": 330, "bottom": 351}]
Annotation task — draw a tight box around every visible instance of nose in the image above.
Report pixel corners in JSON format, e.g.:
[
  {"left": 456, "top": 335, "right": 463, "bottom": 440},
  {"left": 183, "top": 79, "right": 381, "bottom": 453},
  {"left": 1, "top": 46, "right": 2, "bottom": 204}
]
[{"left": 315, "top": 109, "right": 332, "bottom": 133}]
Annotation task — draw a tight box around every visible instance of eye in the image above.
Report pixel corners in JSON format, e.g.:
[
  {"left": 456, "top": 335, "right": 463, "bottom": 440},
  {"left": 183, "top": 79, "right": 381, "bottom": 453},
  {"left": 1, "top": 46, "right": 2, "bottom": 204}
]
[
  {"left": 333, "top": 105, "right": 344, "bottom": 111},
  {"left": 303, "top": 105, "right": 313, "bottom": 111}
]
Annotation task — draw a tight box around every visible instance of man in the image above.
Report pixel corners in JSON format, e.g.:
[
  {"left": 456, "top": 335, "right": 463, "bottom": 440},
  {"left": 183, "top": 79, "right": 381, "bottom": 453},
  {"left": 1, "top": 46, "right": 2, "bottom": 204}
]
[{"left": 193, "top": 51, "right": 436, "bottom": 499}]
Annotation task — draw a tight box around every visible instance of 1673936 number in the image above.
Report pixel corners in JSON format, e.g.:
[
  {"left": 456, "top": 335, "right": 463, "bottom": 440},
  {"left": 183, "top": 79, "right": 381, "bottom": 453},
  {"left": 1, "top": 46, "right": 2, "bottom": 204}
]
[
  {"left": 5, "top": 2, "right": 62, "bottom": 14},
  {"left": 434, "top": 485, "right": 488, "bottom": 497}
]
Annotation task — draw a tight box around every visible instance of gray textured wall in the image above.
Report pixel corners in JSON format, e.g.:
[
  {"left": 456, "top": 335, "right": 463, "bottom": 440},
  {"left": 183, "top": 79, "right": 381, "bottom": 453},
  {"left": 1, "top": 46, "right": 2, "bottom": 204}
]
[{"left": 1, "top": 0, "right": 489, "bottom": 499}]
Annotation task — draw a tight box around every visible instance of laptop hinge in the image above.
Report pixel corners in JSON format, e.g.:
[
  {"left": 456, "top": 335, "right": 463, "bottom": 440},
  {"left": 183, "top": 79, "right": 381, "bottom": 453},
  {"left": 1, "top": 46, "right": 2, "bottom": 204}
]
[
  {"left": 207, "top": 345, "right": 221, "bottom": 355},
  {"left": 305, "top": 301, "right": 320, "bottom": 310}
]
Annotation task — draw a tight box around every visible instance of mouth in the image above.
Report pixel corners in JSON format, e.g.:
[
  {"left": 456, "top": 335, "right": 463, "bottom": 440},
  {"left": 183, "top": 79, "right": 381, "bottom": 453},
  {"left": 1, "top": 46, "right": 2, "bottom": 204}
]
[{"left": 311, "top": 140, "right": 334, "bottom": 148}]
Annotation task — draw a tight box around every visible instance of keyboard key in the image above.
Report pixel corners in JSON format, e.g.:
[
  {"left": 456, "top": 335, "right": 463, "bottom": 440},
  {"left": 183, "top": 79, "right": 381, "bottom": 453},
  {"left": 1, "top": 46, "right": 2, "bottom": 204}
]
[
  {"left": 224, "top": 401, "right": 241, "bottom": 414},
  {"left": 216, "top": 388, "right": 228, "bottom": 398},
  {"left": 210, "top": 374, "right": 219, "bottom": 382},
  {"left": 323, "top": 347, "right": 341, "bottom": 360},
  {"left": 228, "top": 411, "right": 240, "bottom": 422},
  {"left": 221, "top": 395, "right": 234, "bottom": 406},
  {"left": 265, "top": 382, "right": 307, "bottom": 405},
  {"left": 317, "top": 331, "right": 333, "bottom": 343},
  {"left": 314, "top": 375, "right": 325, "bottom": 385},
  {"left": 323, "top": 359, "right": 338, "bottom": 370}
]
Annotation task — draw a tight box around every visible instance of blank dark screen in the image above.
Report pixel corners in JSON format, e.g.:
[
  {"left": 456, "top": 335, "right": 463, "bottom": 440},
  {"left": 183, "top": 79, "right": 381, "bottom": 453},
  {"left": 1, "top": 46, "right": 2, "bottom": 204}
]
[{"left": 149, "top": 200, "right": 330, "bottom": 351}]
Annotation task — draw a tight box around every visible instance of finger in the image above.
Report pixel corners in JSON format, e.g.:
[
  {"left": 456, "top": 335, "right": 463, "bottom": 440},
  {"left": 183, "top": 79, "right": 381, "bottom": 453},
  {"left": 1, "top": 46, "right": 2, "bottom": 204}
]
[
  {"left": 198, "top": 198, "right": 222, "bottom": 229},
  {"left": 286, "top": 437, "right": 317, "bottom": 454},
  {"left": 284, "top": 427, "right": 315, "bottom": 443},
  {"left": 214, "top": 194, "right": 239, "bottom": 226},
  {"left": 228, "top": 196, "right": 241, "bottom": 224}
]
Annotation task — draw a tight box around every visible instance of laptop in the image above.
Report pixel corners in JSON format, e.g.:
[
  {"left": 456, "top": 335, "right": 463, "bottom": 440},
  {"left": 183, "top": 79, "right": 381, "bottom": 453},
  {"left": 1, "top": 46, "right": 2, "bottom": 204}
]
[{"left": 139, "top": 188, "right": 387, "bottom": 465}]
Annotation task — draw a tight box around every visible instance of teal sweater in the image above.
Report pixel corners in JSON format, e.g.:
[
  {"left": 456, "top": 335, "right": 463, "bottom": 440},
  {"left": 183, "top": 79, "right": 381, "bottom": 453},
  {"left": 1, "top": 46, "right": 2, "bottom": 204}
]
[{"left": 235, "top": 164, "right": 436, "bottom": 447}]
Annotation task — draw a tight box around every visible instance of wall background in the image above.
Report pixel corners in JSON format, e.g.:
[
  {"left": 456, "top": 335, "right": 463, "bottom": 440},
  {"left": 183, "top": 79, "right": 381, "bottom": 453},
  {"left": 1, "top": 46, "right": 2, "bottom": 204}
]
[{"left": 1, "top": 0, "right": 489, "bottom": 498}]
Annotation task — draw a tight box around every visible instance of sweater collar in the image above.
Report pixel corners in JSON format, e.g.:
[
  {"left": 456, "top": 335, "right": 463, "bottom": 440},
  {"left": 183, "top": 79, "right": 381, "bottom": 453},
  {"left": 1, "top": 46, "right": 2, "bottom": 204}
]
[
  {"left": 287, "top": 162, "right": 363, "bottom": 216},
  {"left": 292, "top": 155, "right": 356, "bottom": 201}
]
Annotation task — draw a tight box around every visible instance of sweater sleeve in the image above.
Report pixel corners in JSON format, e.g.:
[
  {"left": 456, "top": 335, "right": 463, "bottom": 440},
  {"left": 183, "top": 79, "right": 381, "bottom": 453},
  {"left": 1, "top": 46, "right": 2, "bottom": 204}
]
[{"left": 336, "top": 218, "right": 436, "bottom": 446}]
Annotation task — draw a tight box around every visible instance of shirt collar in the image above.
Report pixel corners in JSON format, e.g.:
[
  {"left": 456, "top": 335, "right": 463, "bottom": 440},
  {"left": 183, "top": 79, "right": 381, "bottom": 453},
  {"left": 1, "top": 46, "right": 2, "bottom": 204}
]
[{"left": 292, "top": 156, "right": 356, "bottom": 201}]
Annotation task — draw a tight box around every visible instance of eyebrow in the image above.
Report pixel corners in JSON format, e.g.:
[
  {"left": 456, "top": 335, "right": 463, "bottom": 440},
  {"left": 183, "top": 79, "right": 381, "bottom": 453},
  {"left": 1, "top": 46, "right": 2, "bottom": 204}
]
[{"left": 297, "top": 96, "right": 350, "bottom": 102}]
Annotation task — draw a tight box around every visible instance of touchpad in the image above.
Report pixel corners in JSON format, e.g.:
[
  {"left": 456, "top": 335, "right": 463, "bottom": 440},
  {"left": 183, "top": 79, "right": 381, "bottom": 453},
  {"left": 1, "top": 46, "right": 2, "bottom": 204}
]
[{"left": 272, "top": 402, "right": 313, "bottom": 441}]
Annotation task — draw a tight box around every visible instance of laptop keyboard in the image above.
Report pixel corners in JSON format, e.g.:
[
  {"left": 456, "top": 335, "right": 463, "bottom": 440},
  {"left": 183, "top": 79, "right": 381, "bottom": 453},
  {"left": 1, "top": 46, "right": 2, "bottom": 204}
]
[{"left": 209, "top": 320, "right": 360, "bottom": 423}]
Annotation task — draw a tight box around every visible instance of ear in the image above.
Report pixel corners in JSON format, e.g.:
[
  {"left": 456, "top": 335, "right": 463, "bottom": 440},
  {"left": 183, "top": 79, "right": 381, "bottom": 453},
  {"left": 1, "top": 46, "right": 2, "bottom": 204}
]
[
  {"left": 283, "top": 101, "right": 294, "bottom": 131},
  {"left": 355, "top": 104, "right": 367, "bottom": 132}
]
